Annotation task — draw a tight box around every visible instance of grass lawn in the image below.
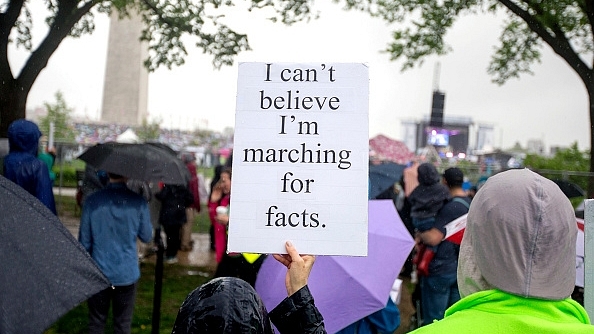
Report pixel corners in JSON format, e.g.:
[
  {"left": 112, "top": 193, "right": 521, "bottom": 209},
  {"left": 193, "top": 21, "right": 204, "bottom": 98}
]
[
  {"left": 45, "top": 262, "right": 214, "bottom": 334},
  {"left": 192, "top": 204, "right": 212, "bottom": 234},
  {"left": 49, "top": 195, "right": 216, "bottom": 333}
]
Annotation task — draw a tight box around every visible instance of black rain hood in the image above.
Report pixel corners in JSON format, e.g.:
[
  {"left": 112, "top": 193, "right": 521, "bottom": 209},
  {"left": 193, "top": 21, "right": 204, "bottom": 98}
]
[
  {"left": 417, "top": 162, "right": 440, "bottom": 185},
  {"left": 8, "top": 119, "right": 42, "bottom": 155},
  {"left": 172, "top": 277, "right": 273, "bottom": 334}
]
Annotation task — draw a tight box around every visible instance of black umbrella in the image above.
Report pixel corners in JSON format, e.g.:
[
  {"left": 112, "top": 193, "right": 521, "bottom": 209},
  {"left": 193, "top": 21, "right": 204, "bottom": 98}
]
[
  {"left": 78, "top": 142, "right": 189, "bottom": 185},
  {"left": 551, "top": 179, "right": 586, "bottom": 198},
  {"left": 145, "top": 141, "right": 179, "bottom": 156},
  {"left": 78, "top": 142, "right": 190, "bottom": 333},
  {"left": 0, "top": 175, "right": 110, "bottom": 333},
  {"left": 369, "top": 162, "right": 406, "bottom": 199}
]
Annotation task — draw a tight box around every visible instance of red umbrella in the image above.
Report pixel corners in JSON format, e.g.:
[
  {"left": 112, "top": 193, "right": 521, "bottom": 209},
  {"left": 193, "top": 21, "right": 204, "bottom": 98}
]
[
  {"left": 444, "top": 214, "right": 585, "bottom": 288},
  {"left": 369, "top": 134, "right": 415, "bottom": 164}
]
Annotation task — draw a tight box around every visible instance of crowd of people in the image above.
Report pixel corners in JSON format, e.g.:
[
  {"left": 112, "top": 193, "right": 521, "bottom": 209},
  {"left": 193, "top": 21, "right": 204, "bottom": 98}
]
[
  {"left": 169, "top": 162, "right": 594, "bottom": 334},
  {"left": 2, "top": 117, "right": 592, "bottom": 333},
  {"left": 73, "top": 122, "right": 217, "bottom": 150}
]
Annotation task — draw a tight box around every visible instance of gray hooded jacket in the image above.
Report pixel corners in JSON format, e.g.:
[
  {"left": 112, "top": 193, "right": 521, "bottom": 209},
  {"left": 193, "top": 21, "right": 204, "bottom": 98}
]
[{"left": 458, "top": 168, "right": 577, "bottom": 299}]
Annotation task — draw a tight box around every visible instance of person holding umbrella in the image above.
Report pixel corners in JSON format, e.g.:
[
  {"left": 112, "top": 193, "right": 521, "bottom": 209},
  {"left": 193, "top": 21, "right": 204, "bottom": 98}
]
[{"left": 78, "top": 172, "right": 153, "bottom": 334}]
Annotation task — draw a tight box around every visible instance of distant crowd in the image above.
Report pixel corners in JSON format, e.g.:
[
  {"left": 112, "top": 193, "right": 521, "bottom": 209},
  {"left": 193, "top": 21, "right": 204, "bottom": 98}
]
[{"left": 73, "top": 122, "right": 232, "bottom": 152}]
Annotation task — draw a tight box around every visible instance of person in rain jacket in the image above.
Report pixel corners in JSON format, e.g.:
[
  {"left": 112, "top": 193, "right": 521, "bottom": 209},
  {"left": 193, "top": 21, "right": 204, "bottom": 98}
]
[
  {"left": 208, "top": 167, "right": 232, "bottom": 263},
  {"left": 407, "top": 162, "right": 450, "bottom": 232},
  {"left": 180, "top": 152, "right": 201, "bottom": 251},
  {"left": 156, "top": 183, "right": 194, "bottom": 262},
  {"left": 79, "top": 172, "right": 153, "bottom": 334},
  {"left": 172, "top": 241, "right": 326, "bottom": 334},
  {"left": 336, "top": 298, "right": 400, "bottom": 334},
  {"left": 3, "top": 119, "right": 56, "bottom": 214},
  {"left": 410, "top": 168, "right": 594, "bottom": 333}
]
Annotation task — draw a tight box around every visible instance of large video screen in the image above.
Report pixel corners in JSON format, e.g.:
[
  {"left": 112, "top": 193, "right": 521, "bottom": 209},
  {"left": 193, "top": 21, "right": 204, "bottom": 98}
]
[{"left": 427, "top": 130, "right": 449, "bottom": 146}]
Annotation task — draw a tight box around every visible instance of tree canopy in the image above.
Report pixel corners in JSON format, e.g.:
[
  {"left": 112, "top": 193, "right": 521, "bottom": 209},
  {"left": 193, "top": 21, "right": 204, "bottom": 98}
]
[
  {"left": 39, "top": 90, "right": 76, "bottom": 143},
  {"left": 0, "top": 0, "right": 312, "bottom": 136},
  {"left": 524, "top": 142, "right": 590, "bottom": 201},
  {"left": 2, "top": 0, "right": 594, "bottom": 191},
  {"left": 136, "top": 117, "right": 161, "bottom": 141},
  {"left": 343, "top": 1, "right": 593, "bottom": 84},
  {"left": 342, "top": 0, "right": 594, "bottom": 193},
  {"left": 525, "top": 142, "right": 589, "bottom": 172}
]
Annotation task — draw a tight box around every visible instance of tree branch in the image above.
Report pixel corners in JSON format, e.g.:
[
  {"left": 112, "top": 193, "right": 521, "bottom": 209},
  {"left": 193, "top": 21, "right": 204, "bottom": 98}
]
[
  {"left": 0, "top": 0, "right": 26, "bottom": 83},
  {"left": 0, "top": 0, "right": 25, "bottom": 40},
  {"left": 140, "top": 0, "right": 191, "bottom": 33},
  {"left": 580, "top": 0, "right": 594, "bottom": 46},
  {"left": 498, "top": 0, "right": 591, "bottom": 86},
  {"left": 17, "top": 0, "right": 96, "bottom": 92}
]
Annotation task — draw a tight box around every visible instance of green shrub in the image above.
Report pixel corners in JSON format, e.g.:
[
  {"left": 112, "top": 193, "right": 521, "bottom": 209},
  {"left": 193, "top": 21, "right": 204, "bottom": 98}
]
[{"left": 53, "top": 163, "right": 83, "bottom": 188}]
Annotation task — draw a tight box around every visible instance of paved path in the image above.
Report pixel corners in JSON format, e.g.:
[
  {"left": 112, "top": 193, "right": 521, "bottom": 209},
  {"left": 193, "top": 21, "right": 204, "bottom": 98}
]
[{"left": 53, "top": 186, "right": 77, "bottom": 197}]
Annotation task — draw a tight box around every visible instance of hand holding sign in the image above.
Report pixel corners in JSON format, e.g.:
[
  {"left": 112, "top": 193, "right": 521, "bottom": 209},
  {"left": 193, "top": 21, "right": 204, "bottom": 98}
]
[{"left": 273, "top": 241, "right": 316, "bottom": 296}]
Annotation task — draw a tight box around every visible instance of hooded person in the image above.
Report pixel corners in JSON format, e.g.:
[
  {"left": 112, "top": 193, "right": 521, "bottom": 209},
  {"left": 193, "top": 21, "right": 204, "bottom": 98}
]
[
  {"left": 172, "top": 277, "right": 325, "bottom": 334},
  {"left": 172, "top": 241, "right": 326, "bottom": 334},
  {"left": 3, "top": 119, "right": 56, "bottom": 214},
  {"left": 407, "top": 162, "right": 450, "bottom": 232},
  {"left": 411, "top": 168, "right": 594, "bottom": 333},
  {"left": 172, "top": 277, "right": 272, "bottom": 333}
]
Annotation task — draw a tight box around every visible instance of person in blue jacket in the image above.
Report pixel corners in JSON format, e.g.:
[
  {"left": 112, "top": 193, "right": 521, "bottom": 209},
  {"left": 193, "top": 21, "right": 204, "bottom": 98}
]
[
  {"left": 3, "top": 119, "right": 56, "bottom": 214},
  {"left": 79, "top": 172, "right": 153, "bottom": 333},
  {"left": 336, "top": 298, "right": 401, "bottom": 334}
]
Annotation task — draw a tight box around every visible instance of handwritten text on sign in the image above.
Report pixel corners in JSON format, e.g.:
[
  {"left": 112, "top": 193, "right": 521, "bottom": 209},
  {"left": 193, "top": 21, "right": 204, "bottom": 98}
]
[{"left": 228, "top": 62, "right": 369, "bottom": 256}]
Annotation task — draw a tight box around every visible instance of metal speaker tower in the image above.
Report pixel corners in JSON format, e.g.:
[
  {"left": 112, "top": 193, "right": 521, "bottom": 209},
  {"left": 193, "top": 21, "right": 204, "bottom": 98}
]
[{"left": 430, "top": 62, "right": 444, "bottom": 127}]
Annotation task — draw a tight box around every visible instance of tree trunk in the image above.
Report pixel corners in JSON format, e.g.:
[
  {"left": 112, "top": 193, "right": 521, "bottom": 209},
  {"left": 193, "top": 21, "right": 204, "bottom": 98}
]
[
  {"left": 0, "top": 1, "right": 95, "bottom": 138},
  {"left": 0, "top": 79, "right": 28, "bottom": 138},
  {"left": 587, "top": 84, "right": 594, "bottom": 198}
]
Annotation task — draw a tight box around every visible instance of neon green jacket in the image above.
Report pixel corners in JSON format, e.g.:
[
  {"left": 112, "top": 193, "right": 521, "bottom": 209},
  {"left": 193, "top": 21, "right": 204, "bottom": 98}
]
[{"left": 411, "top": 289, "right": 594, "bottom": 333}]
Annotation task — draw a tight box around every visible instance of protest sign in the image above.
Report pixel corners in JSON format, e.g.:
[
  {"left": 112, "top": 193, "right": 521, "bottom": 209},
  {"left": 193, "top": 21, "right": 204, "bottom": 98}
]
[{"left": 228, "top": 62, "right": 369, "bottom": 256}]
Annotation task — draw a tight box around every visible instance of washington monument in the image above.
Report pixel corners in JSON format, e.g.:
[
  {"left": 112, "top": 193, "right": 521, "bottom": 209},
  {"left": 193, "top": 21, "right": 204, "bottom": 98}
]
[{"left": 100, "top": 12, "right": 148, "bottom": 125}]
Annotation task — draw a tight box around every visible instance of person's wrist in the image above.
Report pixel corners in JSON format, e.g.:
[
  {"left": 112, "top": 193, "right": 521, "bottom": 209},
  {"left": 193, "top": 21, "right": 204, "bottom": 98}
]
[
  {"left": 289, "top": 281, "right": 306, "bottom": 296},
  {"left": 289, "top": 283, "right": 307, "bottom": 296}
]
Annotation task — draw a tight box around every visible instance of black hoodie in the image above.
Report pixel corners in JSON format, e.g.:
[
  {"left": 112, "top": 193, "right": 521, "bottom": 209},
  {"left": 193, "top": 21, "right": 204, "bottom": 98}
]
[
  {"left": 408, "top": 162, "right": 450, "bottom": 219},
  {"left": 172, "top": 277, "right": 326, "bottom": 334}
]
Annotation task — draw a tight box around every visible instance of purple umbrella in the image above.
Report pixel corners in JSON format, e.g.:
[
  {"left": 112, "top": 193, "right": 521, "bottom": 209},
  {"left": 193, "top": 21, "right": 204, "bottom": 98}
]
[{"left": 256, "top": 199, "right": 414, "bottom": 333}]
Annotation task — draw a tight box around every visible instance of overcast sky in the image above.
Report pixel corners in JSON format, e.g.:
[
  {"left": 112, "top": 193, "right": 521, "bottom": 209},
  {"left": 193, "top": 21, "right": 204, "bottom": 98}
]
[{"left": 9, "top": 2, "right": 591, "bottom": 151}]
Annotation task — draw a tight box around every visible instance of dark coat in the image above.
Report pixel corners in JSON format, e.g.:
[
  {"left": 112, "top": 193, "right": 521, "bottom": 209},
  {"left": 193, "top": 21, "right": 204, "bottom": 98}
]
[
  {"left": 408, "top": 163, "right": 450, "bottom": 219},
  {"left": 172, "top": 277, "right": 326, "bottom": 334},
  {"left": 155, "top": 184, "right": 193, "bottom": 226},
  {"left": 3, "top": 119, "right": 56, "bottom": 214}
]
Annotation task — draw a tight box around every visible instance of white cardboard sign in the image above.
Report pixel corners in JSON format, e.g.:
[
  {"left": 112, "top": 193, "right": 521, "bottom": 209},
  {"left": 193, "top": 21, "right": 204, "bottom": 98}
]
[{"left": 228, "top": 62, "right": 369, "bottom": 256}]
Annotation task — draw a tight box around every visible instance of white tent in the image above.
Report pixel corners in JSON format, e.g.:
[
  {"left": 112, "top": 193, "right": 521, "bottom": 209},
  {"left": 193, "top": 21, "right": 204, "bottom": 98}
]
[{"left": 116, "top": 129, "right": 139, "bottom": 143}]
